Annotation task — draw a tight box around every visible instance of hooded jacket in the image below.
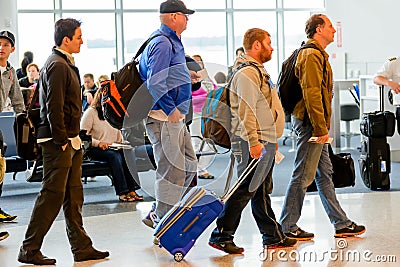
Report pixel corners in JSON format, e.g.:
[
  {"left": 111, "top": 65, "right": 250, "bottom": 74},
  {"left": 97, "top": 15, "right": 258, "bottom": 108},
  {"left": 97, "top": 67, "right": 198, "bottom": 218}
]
[{"left": 0, "top": 62, "right": 24, "bottom": 113}]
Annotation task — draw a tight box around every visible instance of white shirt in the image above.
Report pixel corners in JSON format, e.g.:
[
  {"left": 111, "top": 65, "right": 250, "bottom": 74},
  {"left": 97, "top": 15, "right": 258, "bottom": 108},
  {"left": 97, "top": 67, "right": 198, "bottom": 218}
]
[{"left": 375, "top": 57, "right": 400, "bottom": 83}]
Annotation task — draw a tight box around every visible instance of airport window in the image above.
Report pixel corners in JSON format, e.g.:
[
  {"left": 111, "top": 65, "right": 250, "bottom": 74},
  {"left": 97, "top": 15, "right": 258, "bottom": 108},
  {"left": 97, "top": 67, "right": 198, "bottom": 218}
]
[
  {"left": 233, "top": 0, "right": 276, "bottom": 9},
  {"left": 17, "top": 0, "right": 54, "bottom": 10},
  {"left": 284, "top": 0, "right": 325, "bottom": 9},
  {"left": 17, "top": 13, "right": 54, "bottom": 69},
  {"left": 184, "top": 0, "right": 226, "bottom": 10},
  {"left": 123, "top": 0, "right": 225, "bottom": 10},
  {"left": 283, "top": 11, "right": 314, "bottom": 58},
  {"left": 122, "top": 0, "right": 160, "bottom": 10},
  {"left": 62, "top": 0, "right": 115, "bottom": 10},
  {"left": 63, "top": 13, "right": 117, "bottom": 78},
  {"left": 233, "top": 11, "right": 278, "bottom": 79},
  {"left": 16, "top": 0, "right": 325, "bottom": 80},
  {"left": 183, "top": 11, "right": 227, "bottom": 73},
  {"left": 123, "top": 13, "right": 162, "bottom": 62}
]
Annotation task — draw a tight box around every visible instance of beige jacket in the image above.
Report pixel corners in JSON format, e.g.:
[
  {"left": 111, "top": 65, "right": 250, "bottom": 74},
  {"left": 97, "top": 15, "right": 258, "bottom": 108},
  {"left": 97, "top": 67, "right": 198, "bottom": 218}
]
[{"left": 230, "top": 55, "right": 284, "bottom": 147}]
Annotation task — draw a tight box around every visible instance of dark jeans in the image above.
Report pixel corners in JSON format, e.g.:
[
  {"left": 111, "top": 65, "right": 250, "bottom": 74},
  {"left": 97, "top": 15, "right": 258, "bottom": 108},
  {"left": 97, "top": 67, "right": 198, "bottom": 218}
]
[
  {"left": 90, "top": 147, "right": 140, "bottom": 195},
  {"left": 211, "top": 139, "right": 285, "bottom": 245}
]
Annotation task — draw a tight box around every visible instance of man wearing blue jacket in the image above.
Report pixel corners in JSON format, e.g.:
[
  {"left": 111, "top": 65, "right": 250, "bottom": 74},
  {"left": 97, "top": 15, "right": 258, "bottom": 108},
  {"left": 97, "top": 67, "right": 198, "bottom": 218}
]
[{"left": 140, "top": 0, "right": 198, "bottom": 229}]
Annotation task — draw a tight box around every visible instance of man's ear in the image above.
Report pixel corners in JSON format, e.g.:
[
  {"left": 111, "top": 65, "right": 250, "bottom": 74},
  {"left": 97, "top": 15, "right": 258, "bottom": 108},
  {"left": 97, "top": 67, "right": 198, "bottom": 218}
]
[
  {"left": 253, "top": 40, "right": 261, "bottom": 51},
  {"left": 62, "top": 36, "right": 70, "bottom": 46},
  {"left": 316, "top": 25, "right": 323, "bottom": 34},
  {"left": 11, "top": 46, "right": 15, "bottom": 53}
]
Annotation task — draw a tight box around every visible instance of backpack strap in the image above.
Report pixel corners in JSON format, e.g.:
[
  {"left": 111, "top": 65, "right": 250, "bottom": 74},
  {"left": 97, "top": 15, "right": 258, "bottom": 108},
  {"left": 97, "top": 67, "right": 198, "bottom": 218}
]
[
  {"left": 227, "top": 61, "right": 264, "bottom": 90},
  {"left": 0, "top": 129, "right": 4, "bottom": 157},
  {"left": 133, "top": 34, "right": 175, "bottom": 61},
  {"left": 299, "top": 43, "right": 327, "bottom": 80},
  {"left": 28, "top": 83, "right": 39, "bottom": 115},
  {"left": 225, "top": 61, "right": 264, "bottom": 110},
  {"left": 298, "top": 42, "right": 328, "bottom": 123}
]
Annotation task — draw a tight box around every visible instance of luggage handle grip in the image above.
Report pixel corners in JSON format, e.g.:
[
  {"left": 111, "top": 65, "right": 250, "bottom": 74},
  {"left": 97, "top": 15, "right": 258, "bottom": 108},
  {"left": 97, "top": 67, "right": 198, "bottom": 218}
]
[{"left": 221, "top": 150, "right": 264, "bottom": 202}]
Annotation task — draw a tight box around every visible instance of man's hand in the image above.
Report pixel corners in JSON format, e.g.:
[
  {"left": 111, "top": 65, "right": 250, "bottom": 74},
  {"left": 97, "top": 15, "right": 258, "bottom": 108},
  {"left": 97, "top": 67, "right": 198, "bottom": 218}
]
[
  {"left": 314, "top": 134, "right": 330, "bottom": 144},
  {"left": 85, "top": 92, "right": 94, "bottom": 105},
  {"left": 250, "top": 143, "right": 264, "bottom": 159},
  {"left": 98, "top": 142, "right": 110, "bottom": 150},
  {"left": 190, "top": 70, "right": 201, "bottom": 84},
  {"left": 61, "top": 143, "right": 68, "bottom": 151},
  {"left": 388, "top": 81, "right": 400, "bottom": 94},
  {"left": 168, "top": 109, "right": 184, "bottom": 123}
]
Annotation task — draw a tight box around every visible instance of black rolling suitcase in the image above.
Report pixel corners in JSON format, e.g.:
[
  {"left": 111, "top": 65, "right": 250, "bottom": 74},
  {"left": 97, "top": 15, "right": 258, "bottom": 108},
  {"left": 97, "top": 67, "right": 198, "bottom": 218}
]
[
  {"left": 359, "top": 137, "right": 390, "bottom": 190},
  {"left": 358, "top": 85, "right": 394, "bottom": 190}
]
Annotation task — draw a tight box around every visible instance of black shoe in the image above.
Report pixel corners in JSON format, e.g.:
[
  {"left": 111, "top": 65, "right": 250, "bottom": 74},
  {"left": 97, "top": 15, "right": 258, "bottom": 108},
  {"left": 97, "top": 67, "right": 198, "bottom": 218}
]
[
  {"left": 18, "top": 250, "right": 56, "bottom": 265},
  {"left": 74, "top": 248, "right": 110, "bottom": 262},
  {"left": 335, "top": 222, "right": 366, "bottom": 238},
  {"left": 285, "top": 228, "right": 314, "bottom": 241},
  {"left": 0, "top": 231, "right": 9, "bottom": 241},
  {"left": 208, "top": 239, "right": 244, "bottom": 254},
  {"left": 264, "top": 237, "right": 297, "bottom": 249}
]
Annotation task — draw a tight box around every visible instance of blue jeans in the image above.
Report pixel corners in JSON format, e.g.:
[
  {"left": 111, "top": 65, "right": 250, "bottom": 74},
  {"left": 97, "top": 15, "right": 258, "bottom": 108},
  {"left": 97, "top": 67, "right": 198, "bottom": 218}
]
[
  {"left": 90, "top": 147, "right": 140, "bottom": 196},
  {"left": 211, "top": 140, "right": 285, "bottom": 246},
  {"left": 279, "top": 116, "right": 352, "bottom": 232},
  {"left": 145, "top": 117, "right": 197, "bottom": 222}
]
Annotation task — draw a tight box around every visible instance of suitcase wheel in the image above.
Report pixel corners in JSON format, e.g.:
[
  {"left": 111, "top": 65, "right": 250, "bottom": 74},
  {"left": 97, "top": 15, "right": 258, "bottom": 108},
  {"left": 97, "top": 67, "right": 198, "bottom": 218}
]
[{"left": 174, "top": 251, "right": 185, "bottom": 262}]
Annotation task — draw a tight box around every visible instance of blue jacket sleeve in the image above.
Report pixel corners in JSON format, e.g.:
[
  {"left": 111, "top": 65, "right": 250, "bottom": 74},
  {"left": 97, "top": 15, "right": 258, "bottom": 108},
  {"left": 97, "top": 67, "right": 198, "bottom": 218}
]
[{"left": 145, "top": 39, "right": 176, "bottom": 115}]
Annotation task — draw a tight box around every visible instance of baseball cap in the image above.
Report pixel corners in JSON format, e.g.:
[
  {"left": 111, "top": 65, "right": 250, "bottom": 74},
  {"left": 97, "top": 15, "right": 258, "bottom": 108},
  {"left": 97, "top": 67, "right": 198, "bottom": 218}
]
[
  {"left": 160, "top": 0, "right": 195, "bottom": 15},
  {"left": 0, "top": 30, "right": 15, "bottom": 47}
]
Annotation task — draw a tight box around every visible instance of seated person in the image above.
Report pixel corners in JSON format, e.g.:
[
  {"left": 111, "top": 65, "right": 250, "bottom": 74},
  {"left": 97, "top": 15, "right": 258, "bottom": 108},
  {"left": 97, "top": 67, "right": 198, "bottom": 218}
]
[
  {"left": 18, "top": 63, "right": 39, "bottom": 88},
  {"left": 82, "top": 73, "right": 98, "bottom": 112},
  {"left": 214, "top": 71, "right": 227, "bottom": 86},
  {"left": 97, "top": 74, "right": 110, "bottom": 88},
  {"left": 80, "top": 90, "right": 143, "bottom": 202}
]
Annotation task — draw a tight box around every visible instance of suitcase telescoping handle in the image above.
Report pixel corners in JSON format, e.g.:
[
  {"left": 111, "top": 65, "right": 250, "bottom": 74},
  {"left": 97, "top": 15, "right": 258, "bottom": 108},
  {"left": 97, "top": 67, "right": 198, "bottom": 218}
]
[
  {"left": 221, "top": 148, "right": 266, "bottom": 202},
  {"left": 380, "top": 85, "right": 385, "bottom": 112}
]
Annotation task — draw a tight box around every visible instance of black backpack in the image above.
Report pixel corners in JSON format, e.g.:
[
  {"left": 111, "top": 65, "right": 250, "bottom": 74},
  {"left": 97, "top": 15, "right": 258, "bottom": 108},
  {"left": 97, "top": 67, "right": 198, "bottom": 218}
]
[
  {"left": 0, "top": 129, "right": 4, "bottom": 157},
  {"left": 101, "top": 34, "right": 174, "bottom": 129},
  {"left": 277, "top": 42, "right": 325, "bottom": 115},
  {"left": 13, "top": 87, "right": 41, "bottom": 160}
]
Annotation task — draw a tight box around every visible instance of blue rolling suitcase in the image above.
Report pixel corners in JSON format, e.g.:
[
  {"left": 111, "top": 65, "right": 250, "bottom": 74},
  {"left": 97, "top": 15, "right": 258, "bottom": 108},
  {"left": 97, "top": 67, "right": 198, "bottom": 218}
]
[{"left": 154, "top": 158, "right": 259, "bottom": 262}]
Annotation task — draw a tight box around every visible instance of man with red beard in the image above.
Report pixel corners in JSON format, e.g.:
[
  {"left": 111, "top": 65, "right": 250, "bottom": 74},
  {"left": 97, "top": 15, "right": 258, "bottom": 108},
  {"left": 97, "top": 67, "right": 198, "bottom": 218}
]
[{"left": 208, "top": 28, "right": 296, "bottom": 254}]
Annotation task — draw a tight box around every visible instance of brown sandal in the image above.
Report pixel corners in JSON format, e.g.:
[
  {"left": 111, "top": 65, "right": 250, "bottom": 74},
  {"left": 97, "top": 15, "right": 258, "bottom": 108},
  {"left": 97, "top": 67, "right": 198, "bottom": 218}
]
[
  {"left": 119, "top": 194, "right": 135, "bottom": 202},
  {"left": 128, "top": 191, "right": 144, "bottom": 201}
]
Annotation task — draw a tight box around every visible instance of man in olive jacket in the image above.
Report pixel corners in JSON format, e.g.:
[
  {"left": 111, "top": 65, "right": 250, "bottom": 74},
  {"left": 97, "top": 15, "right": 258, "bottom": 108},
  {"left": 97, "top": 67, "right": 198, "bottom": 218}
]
[
  {"left": 279, "top": 14, "right": 365, "bottom": 241},
  {"left": 18, "top": 18, "right": 109, "bottom": 265}
]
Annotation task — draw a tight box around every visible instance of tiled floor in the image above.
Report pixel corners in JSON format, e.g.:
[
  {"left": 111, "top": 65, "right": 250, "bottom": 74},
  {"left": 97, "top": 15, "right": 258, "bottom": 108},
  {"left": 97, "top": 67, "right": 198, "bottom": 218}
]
[{"left": 0, "top": 191, "right": 399, "bottom": 266}]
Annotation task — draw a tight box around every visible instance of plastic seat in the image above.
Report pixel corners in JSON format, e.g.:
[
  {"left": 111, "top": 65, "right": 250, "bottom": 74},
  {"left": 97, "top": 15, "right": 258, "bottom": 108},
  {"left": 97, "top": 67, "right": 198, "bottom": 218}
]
[
  {"left": 340, "top": 103, "right": 360, "bottom": 150},
  {"left": 281, "top": 114, "right": 296, "bottom": 152}
]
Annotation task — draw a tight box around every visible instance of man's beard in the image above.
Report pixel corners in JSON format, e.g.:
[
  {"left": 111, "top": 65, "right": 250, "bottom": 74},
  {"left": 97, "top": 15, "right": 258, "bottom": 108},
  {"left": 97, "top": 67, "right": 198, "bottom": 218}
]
[{"left": 259, "top": 43, "right": 272, "bottom": 63}]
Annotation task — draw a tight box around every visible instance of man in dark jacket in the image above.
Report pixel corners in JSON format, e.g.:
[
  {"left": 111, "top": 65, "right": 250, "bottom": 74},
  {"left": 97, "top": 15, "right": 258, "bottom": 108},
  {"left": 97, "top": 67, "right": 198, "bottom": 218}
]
[{"left": 18, "top": 18, "right": 109, "bottom": 265}]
